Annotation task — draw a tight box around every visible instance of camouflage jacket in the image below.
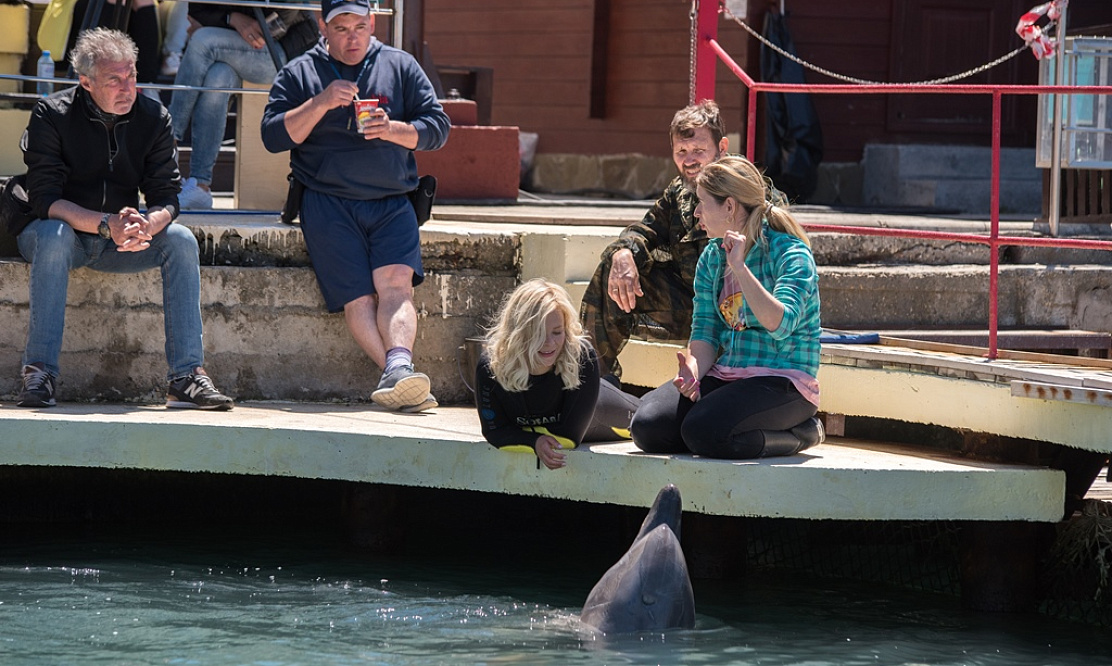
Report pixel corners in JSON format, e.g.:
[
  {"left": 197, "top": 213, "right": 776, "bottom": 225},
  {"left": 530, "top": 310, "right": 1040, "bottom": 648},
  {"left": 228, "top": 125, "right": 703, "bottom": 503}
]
[{"left": 602, "top": 176, "right": 707, "bottom": 287}]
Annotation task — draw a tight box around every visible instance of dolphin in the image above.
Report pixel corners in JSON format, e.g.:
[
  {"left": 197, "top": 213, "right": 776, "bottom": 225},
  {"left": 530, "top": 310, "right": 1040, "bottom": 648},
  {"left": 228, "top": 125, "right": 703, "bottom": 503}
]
[{"left": 580, "top": 484, "right": 695, "bottom": 634}]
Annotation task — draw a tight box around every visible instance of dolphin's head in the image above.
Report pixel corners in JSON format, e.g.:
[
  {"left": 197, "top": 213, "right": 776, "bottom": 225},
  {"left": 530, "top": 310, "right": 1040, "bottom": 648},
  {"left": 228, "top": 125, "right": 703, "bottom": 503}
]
[{"left": 580, "top": 485, "right": 695, "bottom": 634}]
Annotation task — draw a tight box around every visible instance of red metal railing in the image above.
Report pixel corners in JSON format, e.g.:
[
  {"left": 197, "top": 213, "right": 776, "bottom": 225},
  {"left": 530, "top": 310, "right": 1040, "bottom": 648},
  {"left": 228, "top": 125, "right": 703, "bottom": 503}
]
[{"left": 693, "top": 1, "right": 1112, "bottom": 359}]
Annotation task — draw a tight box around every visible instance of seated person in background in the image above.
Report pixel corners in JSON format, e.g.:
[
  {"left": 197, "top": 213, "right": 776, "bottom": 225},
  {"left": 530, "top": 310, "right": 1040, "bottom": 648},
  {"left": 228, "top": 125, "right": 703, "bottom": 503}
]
[
  {"left": 630, "top": 156, "right": 823, "bottom": 459},
  {"left": 68, "top": 0, "right": 162, "bottom": 86},
  {"left": 476, "top": 279, "right": 642, "bottom": 470},
  {"left": 579, "top": 100, "right": 727, "bottom": 382},
  {"left": 14, "top": 28, "right": 233, "bottom": 411},
  {"left": 170, "top": 3, "right": 319, "bottom": 208}
]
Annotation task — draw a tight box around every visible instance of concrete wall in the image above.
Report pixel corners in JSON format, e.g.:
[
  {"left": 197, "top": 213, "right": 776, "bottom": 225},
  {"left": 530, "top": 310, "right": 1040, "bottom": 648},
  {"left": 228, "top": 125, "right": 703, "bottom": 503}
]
[
  {"left": 0, "top": 223, "right": 520, "bottom": 405},
  {"left": 5, "top": 217, "right": 1112, "bottom": 404}
]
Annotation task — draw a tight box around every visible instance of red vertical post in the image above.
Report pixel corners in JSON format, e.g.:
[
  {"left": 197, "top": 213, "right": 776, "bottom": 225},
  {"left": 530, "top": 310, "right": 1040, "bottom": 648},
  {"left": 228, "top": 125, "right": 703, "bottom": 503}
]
[
  {"left": 747, "top": 86, "right": 757, "bottom": 161},
  {"left": 988, "top": 91, "right": 1002, "bottom": 360},
  {"left": 693, "top": 0, "right": 720, "bottom": 103}
]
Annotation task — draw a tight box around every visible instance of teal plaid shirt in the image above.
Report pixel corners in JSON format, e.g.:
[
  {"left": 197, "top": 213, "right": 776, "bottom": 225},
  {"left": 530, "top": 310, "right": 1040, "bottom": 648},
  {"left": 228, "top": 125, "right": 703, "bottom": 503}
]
[{"left": 690, "top": 222, "right": 821, "bottom": 377}]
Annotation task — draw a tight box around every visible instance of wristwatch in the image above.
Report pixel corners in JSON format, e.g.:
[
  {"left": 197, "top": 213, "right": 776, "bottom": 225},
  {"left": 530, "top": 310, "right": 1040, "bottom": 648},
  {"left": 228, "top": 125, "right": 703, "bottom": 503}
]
[{"left": 98, "top": 213, "right": 112, "bottom": 239}]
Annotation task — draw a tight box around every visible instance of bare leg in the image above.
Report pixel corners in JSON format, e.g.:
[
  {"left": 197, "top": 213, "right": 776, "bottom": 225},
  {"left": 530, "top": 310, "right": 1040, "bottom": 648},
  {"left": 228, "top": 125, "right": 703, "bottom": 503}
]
[
  {"left": 372, "top": 264, "right": 418, "bottom": 352},
  {"left": 344, "top": 295, "right": 387, "bottom": 369}
]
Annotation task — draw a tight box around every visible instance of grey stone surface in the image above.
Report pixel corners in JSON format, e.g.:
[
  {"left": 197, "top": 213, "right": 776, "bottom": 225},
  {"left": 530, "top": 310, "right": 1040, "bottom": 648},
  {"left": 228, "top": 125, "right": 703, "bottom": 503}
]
[
  {"left": 529, "top": 153, "right": 672, "bottom": 200},
  {"left": 0, "top": 220, "right": 520, "bottom": 405},
  {"left": 5, "top": 208, "right": 1112, "bottom": 405},
  {"left": 863, "top": 144, "right": 1043, "bottom": 215}
]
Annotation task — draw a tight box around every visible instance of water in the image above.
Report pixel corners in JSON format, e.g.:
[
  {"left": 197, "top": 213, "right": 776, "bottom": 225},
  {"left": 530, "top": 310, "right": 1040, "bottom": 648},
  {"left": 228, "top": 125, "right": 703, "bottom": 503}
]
[{"left": 0, "top": 525, "right": 1108, "bottom": 665}]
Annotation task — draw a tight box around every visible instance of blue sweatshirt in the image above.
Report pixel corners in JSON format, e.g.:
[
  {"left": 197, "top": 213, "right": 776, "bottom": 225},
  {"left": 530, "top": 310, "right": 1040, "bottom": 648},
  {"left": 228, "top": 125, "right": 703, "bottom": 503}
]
[{"left": 261, "top": 38, "right": 450, "bottom": 200}]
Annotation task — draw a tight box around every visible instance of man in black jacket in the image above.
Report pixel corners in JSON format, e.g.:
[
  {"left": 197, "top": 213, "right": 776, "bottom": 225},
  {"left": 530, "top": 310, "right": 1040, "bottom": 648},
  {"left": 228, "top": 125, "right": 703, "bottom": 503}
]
[{"left": 14, "top": 28, "right": 233, "bottom": 410}]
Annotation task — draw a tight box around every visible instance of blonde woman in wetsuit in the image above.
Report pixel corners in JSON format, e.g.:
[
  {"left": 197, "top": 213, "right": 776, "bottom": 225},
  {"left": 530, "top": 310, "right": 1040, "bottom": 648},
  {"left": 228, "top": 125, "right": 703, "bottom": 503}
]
[{"left": 475, "top": 279, "right": 641, "bottom": 470}]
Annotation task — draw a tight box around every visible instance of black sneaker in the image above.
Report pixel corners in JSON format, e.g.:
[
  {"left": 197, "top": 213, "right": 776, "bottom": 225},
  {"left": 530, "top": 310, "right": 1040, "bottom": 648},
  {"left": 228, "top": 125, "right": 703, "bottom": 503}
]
[
  {"left": 17, "top": 364, "right": 56, "bottom": 407},
  {"left": 167, "top": 373, "right": 234, "bottom": 410},
  {"left": 371, "top": 365, "right": 430, "bottom": 410}
]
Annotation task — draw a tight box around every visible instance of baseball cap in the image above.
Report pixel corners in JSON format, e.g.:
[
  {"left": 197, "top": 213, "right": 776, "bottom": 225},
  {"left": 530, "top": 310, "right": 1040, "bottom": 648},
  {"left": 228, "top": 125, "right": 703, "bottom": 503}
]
[{"left": 322, "top": 0, "right": 371, "bottom": 23}]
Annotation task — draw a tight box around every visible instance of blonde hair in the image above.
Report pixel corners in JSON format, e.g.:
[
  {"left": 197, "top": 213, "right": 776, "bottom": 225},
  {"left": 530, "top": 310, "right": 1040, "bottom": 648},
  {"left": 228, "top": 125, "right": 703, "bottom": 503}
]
[
  {"left": 485, "top": 279, "right": 587, "bottom": 392},
  {"left": 696, "top": 155, "right": 810, "bottom": 255}
]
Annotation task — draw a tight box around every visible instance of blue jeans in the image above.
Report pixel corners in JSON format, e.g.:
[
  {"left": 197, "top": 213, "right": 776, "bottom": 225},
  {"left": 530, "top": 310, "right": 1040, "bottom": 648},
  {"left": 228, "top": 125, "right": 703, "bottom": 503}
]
[
  {"left": 169, "top": 26, "right": 283, "bottom": 186},
  {"left": 17, "top": 219, "right": 205, "bottom": 380}
]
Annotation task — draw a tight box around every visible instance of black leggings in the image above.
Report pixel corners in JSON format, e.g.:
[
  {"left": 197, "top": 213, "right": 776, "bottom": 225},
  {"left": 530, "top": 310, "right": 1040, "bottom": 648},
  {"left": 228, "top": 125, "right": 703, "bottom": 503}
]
[
  {"left": 631, "top": 375, "right": 817, "bottom": 459},
  {"left": 582, "top": 379, "right": 642, "bottom": 442}
]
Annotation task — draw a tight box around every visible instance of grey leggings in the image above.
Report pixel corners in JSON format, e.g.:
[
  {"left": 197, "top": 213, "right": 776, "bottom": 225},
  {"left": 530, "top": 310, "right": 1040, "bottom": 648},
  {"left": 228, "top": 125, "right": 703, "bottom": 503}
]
[{"left": 631, "top": 375, "right": 817, "bottom": 459}]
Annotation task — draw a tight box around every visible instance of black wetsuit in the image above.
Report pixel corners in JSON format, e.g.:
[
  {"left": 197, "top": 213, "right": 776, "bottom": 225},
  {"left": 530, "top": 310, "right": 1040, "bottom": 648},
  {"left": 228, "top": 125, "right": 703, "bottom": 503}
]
[{"left": 475, "top": 345, "right": 639, "bottom": 449}]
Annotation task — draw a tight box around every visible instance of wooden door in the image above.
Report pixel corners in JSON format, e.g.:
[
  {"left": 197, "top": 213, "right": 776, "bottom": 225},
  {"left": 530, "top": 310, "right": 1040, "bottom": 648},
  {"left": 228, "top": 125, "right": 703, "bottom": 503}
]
[{"left": 889, "top": 0, "right": 1036, "bottom": 142}]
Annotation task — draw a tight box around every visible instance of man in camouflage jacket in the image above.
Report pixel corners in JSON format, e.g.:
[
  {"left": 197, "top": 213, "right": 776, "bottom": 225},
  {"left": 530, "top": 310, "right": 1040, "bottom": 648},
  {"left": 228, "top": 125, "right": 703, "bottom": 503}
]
[{"left": 580, "top": 101, "right": 728, "bottom": 379}]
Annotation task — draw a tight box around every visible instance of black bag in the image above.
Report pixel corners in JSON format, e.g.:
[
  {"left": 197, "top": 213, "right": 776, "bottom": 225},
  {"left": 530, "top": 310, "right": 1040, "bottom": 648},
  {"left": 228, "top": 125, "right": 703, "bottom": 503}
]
[
  {"left": 0, "top": 173, "right": 35, "bottom": 237},
  {"left": 408, "top": 174, "right": 436, "bottom": 226},
  {"left": 280, "top": 172, "right": 305, "bottom": 225}
]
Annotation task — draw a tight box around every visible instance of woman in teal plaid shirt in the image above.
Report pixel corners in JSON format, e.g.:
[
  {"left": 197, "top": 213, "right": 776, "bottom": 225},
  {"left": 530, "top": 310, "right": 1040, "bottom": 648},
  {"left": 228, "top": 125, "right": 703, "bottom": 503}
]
[{"left": 630, "top": 156, "right": 824, "bottom": 459}]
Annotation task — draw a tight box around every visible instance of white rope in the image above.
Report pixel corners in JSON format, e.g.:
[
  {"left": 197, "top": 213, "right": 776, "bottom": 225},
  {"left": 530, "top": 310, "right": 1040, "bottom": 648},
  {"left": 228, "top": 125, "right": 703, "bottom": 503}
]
[{"left": 723, "top": 6, "right": 1041, "bottom": 87}]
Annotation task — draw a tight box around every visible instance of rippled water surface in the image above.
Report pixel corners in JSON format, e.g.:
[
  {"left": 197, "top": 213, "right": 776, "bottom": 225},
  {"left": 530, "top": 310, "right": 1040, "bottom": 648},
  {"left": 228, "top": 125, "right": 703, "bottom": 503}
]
[{"left": 0, "top": 526, "right": 1108, "bottom": 665}]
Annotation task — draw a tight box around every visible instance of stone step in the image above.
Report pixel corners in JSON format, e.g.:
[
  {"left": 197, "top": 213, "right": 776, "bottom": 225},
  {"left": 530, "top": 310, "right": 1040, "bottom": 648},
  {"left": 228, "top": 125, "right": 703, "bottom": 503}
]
[
  {"left": 865, "top": 144, "right": 1041, "bottom": 181},
  {"left": 863, "top": 144, "right": 1043, "bottom": 215}
]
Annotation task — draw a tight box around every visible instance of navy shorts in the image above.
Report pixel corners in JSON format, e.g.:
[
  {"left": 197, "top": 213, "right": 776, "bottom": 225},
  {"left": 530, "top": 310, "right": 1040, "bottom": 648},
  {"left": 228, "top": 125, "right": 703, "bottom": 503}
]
[{"left": 300, "top": 190, "right": 424, "bottom": 313}]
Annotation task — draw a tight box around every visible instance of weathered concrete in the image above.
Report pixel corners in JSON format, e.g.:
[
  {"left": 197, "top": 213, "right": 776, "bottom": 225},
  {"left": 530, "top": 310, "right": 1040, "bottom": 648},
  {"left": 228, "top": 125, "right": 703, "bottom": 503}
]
[
  {"left": 0, "top": 220, "right": 523, "bottom": 404},
  {"left": 819, "top": 264, "right": 1112, "bottom": 330},
  {"left": 0, "top": 403, "right": 1066, "bottom": 522},
  {"left": 4, "top": 209, "right": 1112, "bottom": 403},
  {"left": 863, "top": 144, "right": 1043, "bottom": 215}
]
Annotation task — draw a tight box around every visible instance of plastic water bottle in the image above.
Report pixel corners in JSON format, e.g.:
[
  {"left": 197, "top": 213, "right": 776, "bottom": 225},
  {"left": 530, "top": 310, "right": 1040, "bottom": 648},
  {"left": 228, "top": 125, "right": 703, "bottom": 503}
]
[{"left": 36, "top": 51, "right": 54, "bottom": 97}]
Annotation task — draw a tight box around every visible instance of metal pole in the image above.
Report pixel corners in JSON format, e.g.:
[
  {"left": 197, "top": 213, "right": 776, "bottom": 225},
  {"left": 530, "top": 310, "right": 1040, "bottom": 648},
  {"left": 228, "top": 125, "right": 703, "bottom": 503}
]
[
  {"left": 1048, "top": 4, "right": 1069, "bottom": 236},
  {"left": 693, "top": 0, "right": 719, "bottom": 103},
  {"left": 989, "top": 91, "right": 1002, "bottom": 359},
  {"left": 393, "top": 0, "right": 405, "bottom": 50}
]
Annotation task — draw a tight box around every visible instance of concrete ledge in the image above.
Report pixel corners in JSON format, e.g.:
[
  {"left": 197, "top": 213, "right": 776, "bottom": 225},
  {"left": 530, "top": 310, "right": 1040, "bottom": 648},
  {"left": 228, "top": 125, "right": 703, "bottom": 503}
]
[
  {"left": 619, "top": 338, "right": 1112, "bottom": 454},
  {"left": 820, "top": 342, "right": 1112, "bottom": 454},
  {"left": 0, "top": 403, "right": 1066, "bottom": 522}
]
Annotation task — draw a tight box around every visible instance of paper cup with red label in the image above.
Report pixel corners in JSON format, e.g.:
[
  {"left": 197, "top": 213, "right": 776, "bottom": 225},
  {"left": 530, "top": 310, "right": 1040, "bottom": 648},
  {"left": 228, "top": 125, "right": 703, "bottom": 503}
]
[{"left": 354, "top": 98, "right": 379, "bottom": 130}]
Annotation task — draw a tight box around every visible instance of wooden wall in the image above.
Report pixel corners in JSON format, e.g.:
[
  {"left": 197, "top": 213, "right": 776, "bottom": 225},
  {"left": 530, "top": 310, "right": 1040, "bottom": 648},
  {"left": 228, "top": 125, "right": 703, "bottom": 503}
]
[
  {"left": 420, "top": 1, "right": 1112, "bottom": 163},
  {"left": 423, "top": 0, "right": 747, "bottom": 158}
]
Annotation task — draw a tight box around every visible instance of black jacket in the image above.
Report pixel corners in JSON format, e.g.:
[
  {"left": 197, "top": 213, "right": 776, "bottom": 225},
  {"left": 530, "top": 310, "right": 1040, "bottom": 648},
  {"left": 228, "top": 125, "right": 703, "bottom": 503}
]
[{"left": 22, "top": 85, "right": 180, "bottom": 222}]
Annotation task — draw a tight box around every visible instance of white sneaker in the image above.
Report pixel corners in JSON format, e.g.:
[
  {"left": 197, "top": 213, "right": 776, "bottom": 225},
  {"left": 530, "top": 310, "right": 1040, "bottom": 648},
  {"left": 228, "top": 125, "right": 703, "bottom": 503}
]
[
  {"left": 161, "top": 52, "right": 181, "bottom": 77},
  {"left": 179, "top": 177, "right": 213, "bottom": 210}
]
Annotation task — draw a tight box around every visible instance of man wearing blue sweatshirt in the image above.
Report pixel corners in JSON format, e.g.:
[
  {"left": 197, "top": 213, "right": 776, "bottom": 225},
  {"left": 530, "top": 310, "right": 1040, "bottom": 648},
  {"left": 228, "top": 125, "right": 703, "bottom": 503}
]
[{"left": 261, "top": 0, "right": 450, "bottom": 412}]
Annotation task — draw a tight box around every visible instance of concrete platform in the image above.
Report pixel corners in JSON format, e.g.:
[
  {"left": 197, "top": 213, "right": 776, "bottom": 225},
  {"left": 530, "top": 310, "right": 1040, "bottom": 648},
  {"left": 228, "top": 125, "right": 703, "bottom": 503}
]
[
  {"left": 0, "top": 402, "right": 1065, "bottom": 522},
  {"left": 622, "top": 337, "right": 1112, "bottom": 455}
]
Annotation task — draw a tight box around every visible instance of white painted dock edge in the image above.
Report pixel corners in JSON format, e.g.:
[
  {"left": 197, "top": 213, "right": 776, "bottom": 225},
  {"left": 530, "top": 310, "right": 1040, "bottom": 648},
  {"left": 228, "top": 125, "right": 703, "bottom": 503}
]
[{"left": 0, "top": 403, "right": 1064, "bottom": 523}]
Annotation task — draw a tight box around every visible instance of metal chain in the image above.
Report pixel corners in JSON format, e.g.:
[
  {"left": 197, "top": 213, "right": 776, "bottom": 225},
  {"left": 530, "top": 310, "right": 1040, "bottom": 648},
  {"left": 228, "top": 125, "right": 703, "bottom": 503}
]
[
  {"left": 689, "top": 0, "right": 699, "bottom": 103},
  {"left": 723, "top": 6, "right": 1039, "bottom": 86}
]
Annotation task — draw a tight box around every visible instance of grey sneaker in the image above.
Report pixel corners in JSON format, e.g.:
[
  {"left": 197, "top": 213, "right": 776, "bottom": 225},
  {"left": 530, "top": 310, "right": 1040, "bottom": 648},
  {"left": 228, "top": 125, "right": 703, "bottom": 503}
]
[
  {"left": 17, "top": 364, "right": 56, "bottom": 407},
  {"left": 178, "top": 177, "right": 213, "bottom": 210},
  {"left": 399, "top": 392, "right": 438, "bottom": 413},
  {"left": 167, "top": 373, "right": 234, "bottom": 410},
  {"left": 371, "top": 365, "right": 430, "bottom": 410}
]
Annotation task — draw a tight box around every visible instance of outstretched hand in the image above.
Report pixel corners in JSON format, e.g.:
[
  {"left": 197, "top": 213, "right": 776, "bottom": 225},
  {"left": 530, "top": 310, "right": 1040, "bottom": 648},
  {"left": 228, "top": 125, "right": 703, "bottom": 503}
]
[
  {"left": 534, "top": 435, "right": 567, "bottom": 470},
  {"left": 672, "top": 350, "right": 701, "bottom": 401},
  {"left": 607, "top": 248, "right": 643, "bottom": 313}
]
